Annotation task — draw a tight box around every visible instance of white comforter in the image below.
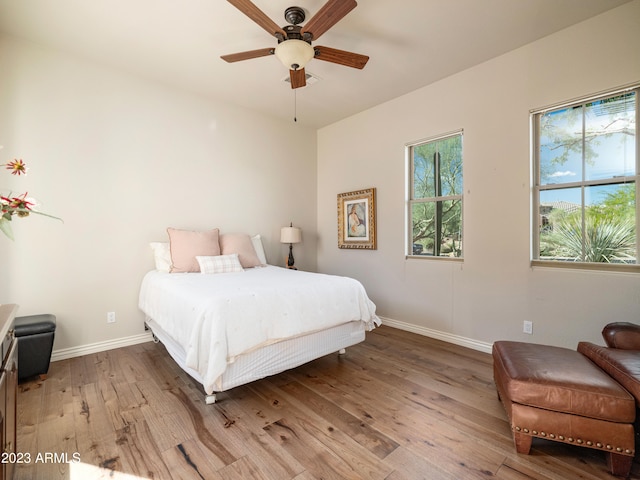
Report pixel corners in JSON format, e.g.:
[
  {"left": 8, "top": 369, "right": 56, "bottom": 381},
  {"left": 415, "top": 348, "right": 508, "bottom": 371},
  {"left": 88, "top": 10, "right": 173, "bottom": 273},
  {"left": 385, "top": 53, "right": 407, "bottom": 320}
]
[{"left": 138, "top": 266, "right": 380, "bottom": 394}]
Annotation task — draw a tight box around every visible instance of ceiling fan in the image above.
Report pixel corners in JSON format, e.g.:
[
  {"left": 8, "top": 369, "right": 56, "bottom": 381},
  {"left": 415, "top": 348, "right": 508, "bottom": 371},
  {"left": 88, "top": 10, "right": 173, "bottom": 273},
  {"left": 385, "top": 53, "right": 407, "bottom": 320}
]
[{"left": 221, "top": 0, "right": 369, "bottom": 89}]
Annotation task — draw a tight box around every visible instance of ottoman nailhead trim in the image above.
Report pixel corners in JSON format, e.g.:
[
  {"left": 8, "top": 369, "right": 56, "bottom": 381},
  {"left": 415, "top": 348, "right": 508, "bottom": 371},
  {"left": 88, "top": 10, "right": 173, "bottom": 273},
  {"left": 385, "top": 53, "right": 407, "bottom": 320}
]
[{"left": 514, "top": 427, "right": 634, "bottom": 456}]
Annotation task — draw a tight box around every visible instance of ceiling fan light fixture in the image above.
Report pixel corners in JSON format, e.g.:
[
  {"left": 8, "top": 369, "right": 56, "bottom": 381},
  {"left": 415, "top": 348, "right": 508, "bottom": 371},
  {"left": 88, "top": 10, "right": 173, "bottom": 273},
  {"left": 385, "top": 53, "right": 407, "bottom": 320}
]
[{"left": 274, "top": 39, "right": 314, "bottom": 70}]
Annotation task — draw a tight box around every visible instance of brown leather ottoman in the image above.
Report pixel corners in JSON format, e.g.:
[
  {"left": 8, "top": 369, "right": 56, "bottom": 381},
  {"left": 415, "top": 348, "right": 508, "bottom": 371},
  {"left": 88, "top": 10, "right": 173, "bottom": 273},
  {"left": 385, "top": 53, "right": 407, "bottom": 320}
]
[{"left": 493, "top": 341, "right": 636, "bottom": 477}]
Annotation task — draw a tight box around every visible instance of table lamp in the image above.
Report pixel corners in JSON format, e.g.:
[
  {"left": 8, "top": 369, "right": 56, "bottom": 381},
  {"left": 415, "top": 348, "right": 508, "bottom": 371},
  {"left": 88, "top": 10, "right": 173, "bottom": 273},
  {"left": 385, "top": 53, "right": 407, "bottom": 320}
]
[{"left": 280, "top": 223, "right": 302, "bottom": 269}]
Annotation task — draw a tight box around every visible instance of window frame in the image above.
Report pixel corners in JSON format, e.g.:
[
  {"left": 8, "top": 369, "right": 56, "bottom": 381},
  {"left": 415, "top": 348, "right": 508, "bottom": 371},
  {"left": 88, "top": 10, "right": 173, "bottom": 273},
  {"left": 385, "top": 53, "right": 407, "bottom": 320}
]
[
  {"left": 406, "top": 129, "right": 464, "bottom": 261},
  {"left": 530, "top": 84, "right": 640, "bottom": 272}
]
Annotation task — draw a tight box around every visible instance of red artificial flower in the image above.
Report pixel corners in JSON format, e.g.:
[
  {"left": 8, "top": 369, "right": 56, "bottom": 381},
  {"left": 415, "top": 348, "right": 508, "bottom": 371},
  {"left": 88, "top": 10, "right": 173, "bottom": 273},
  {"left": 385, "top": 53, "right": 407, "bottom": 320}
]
[
  {"left": 5, "top": 158, "right": 27, "bottom": 175},
  {"left": 1, "top": 152, "right": 61, "bottom": 239},
  {"left": 1, "top": 192, "right": 33, "bottom": 216}
]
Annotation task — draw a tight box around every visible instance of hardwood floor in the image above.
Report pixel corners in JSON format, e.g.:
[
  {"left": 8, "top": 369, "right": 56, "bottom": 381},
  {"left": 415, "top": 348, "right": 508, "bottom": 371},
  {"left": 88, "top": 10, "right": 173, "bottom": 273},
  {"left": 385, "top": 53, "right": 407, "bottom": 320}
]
[{"left": 15, "top": 325, "right": 639, "bottom": 479}]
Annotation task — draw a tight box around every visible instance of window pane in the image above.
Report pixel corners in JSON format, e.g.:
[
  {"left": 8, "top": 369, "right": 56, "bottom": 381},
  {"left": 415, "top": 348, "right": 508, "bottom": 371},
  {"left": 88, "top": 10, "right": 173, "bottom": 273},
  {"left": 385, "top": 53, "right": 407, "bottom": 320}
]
[
  {"left": 411, "top": 200, "right": 462, "bottom": 257},
  {"left": 539, "top": 187, "right": 581, "bottom": 259},
  {"left": 412, "top": 202, "right": 435, "bottom": 255},
  {"left": 539, "top": 188, "right": 582, "bottom": 221},
  {"left": 539, "top": 106, "right": 583, "bottom": 186},
  {"left": 586, "top": 184, "right": 636, "bottom": 263},
  {"left": 439, "top": 136, "right": 463, "bottom": 196},
  {"left": 539, "top": 184, "right": 636, "bottom": 263},
  {"left": 413, "top": 144, "right": 436, "bottom": 199},
  {"left": 584, "top": 93, "right": 636, "bottom": 181},
  {"left": 440, "top": 199, "right": 463, "bottom": 257}
]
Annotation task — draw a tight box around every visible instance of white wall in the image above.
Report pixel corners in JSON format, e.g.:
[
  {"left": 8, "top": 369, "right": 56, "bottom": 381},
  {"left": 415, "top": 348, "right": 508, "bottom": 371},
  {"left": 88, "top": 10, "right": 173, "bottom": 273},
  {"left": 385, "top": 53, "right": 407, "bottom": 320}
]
[
  {"left": 0, "top": 37, "right": 317, "bottom": 352},
  {"left": 317, "top": 1, "right": 640, "bottom": 349},
  {"left": 2, "top": 2, "right": 639, "bottom": 357}
]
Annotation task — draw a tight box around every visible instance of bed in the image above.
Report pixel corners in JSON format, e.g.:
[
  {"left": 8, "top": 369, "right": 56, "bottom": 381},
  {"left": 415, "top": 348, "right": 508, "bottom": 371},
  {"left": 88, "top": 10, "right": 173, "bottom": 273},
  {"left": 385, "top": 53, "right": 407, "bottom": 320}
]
[{"left": 138, "top": 264, "right": 380, "bottom": 404}]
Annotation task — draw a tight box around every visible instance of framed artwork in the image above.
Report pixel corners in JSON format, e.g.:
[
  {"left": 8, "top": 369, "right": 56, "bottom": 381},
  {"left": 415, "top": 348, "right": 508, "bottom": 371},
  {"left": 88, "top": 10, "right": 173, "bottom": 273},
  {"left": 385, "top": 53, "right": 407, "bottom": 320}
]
[{"left": 337, "top": 188, "right": 376, "bottom": 249}]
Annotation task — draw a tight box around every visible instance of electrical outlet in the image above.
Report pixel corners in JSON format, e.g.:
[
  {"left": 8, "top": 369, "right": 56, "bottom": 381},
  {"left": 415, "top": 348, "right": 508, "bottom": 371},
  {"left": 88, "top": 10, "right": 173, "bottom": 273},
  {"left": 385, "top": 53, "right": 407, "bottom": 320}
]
[
  {"left": 107, "top": 311, "right": 116, "bottom": 323},
  {"left": 523, "top": 320, "right": 533, "bottom": 334}
]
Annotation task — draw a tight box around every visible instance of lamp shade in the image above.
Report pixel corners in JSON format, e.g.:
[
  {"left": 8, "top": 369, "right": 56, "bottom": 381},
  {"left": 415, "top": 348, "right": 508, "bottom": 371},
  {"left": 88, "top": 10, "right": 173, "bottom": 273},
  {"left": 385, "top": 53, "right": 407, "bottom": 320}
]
[
  {"left": 280, "top": 226, "right": 302, "bottom": 244},
  {"left": 274, "top": 39, "right": 314, "bottom": 70}
]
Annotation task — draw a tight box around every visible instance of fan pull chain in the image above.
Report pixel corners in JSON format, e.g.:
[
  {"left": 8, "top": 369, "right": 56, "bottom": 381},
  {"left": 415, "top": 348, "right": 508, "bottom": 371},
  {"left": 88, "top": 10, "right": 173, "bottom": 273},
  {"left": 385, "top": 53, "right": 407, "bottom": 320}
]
[{"left": 294, "top": 89, "right": 297, "bottom": 123}]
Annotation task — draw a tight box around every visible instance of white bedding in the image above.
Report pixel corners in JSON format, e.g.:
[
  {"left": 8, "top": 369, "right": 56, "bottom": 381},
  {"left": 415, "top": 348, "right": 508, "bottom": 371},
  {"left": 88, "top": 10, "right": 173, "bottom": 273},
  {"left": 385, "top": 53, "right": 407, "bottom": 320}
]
[{"left": 138, "top": 265, "right": 380, "bottom": 394}]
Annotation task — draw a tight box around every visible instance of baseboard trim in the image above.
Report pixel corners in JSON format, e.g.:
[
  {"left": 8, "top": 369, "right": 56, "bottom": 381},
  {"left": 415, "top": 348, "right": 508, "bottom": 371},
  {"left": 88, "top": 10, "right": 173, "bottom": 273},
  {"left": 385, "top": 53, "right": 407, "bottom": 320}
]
[
  {"left": 51, "top": 332, "right": 153, "bottom": 362},
  {"left": 379, "top": 316, "right": 493, "bottom": 354},
  {"left": 50, "top": 318, "right": 491, "bottom": 362}
]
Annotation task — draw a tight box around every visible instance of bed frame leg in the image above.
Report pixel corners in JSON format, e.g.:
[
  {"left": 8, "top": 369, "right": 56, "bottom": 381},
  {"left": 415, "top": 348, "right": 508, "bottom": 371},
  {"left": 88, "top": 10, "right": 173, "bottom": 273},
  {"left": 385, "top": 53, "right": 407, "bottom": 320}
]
[
  {"left": 205, "top": 394, "right": 217, "bottom": 404},
  {"left": 338, "top": 348, "right": 346, "bottom": 355}
]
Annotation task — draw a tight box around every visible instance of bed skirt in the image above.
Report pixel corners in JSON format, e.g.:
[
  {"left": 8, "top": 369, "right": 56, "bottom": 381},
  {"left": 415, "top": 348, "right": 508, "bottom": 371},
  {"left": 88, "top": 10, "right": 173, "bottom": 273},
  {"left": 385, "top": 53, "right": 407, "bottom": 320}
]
[{"left": 145, "top": 317, "right": 366, "bottom": 397}]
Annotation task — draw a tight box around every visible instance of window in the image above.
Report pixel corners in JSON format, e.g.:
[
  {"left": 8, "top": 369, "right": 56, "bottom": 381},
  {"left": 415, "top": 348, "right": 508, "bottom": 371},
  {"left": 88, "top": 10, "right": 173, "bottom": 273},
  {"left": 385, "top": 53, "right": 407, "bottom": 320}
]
[
  {"left": 407, "top": 131, "right": 463, "bottom": 258},
  {"left": 532, "top": 86, "right": 638, "bottom": 270}
]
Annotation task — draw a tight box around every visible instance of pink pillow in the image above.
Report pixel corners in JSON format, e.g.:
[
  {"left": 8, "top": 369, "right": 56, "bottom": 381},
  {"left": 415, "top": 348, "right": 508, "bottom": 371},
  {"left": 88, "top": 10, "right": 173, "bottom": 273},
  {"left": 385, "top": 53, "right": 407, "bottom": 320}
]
[
  {"left": 167, "top": 228, "right": 220, "bottom": 273},
  {"left": 220, "top": 233, "right": 263, "bottom": 268}
]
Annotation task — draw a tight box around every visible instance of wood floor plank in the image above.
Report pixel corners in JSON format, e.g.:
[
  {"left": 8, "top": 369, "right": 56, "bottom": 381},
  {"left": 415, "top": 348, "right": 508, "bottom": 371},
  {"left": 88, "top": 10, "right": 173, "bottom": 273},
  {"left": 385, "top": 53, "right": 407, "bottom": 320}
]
[
  {"left": 116, "top": 346, "right": 154, "bottom": 385},
  {"left": 502, "top": 442, "right": 632, "bottom": 480},
  {"left": 69, "top": 352, "right": 99, "bottom": 394},
  {"left": 163, "top": 386, "right": 240, "bottom": 466},
  {"left": 277, "top": 378, "right": 400, "bottom": 459},
  {"left": 211, "top": 397, "right": 307, "bottom": 479},
  {"left": 221, "top": 383, "right": 288, "bottom": 428},
  {"left": 42, "top": 358, "right": 72, "bottom": 396},
  {"left": 256, "top": 380, "right": 394, "bottom": 480},
  {"left": 217, "top": 455, "right": 272, "bottom": 480},
  {"left": 383, "top": 446, "right": 461, "bottom": 480},
  {"left": 160, "top": 439, "right": 225, "bottom": 480},
  {"left": 72, "top": 382, "right": 118, "bottom": 445},
  {"left": 16, "top": 382, "right": 43, "bottom": 453},
  {"left": 290, "top": 349, "right": 517, "bottom": 460},
  {"left": 111, "top": 419, "right": 174, "bottom": 478},
  {"left": 314, "top": 372, "right": 508, "bottom": 479},
  {"left": 16, "top": 325, "right": 635, "bottom": 479},
  {"left": 353, "top": 338, "right": 501, "bottom": 414},
  {"left": 264, "top": 417, "right": 376, "bottom": 480}
]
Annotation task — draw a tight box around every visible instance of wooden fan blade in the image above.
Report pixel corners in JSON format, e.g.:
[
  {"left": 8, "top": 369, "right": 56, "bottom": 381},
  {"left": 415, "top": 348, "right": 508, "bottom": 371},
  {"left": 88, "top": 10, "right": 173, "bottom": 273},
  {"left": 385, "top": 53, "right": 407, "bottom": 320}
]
[
  {"left": 227, "top": 0, "right": 286, "bottom": 37},
  {"left": 290, "top": 68, "right": 307, "bottom": 89},
  {"left": 314, "top": 46, "right": 369, "bottom": 69},
  {"left": 221, "top": 47, "right": 274, "bottom": 63},
  {"left": 301, "top": 0, "right": 357, "bottom": 41}
]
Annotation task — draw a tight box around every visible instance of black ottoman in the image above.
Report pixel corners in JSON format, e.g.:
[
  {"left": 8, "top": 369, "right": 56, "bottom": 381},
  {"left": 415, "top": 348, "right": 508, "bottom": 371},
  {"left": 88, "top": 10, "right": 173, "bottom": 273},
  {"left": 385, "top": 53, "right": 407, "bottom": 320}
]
[{"left": 14, "top": 314, "right": 56, "bottom": 381}]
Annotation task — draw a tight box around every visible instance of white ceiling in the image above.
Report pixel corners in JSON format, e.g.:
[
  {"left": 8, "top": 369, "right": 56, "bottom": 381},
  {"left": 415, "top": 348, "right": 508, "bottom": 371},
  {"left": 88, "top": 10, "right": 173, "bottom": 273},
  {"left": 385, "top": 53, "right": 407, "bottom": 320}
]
[{"left": 0, "top": 0, "right": 632, "bottom": 128}]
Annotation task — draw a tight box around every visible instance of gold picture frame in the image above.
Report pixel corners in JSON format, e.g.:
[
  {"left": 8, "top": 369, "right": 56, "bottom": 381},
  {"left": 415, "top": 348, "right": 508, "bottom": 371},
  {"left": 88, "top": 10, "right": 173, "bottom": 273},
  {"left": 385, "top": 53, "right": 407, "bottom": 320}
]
[{"left": 337, "top": 188, "right": 376, "bottom": 249}]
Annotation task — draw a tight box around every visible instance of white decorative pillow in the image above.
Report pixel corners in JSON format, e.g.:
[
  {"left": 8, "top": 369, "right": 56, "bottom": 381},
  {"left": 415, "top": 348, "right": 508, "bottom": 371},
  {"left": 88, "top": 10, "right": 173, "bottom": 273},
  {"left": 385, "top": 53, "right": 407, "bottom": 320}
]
[
  {"left": 149, "top": 242, "right": 171, "bottom": 272},
  {"left": 251, "top": 234, "right": 268, "bottom": 265},
  {"left": 196, "top": 254, "right": 244, "bottom": 274},
  {"left": 220, "top": 233, "right": 263, "bottom": 268}
]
